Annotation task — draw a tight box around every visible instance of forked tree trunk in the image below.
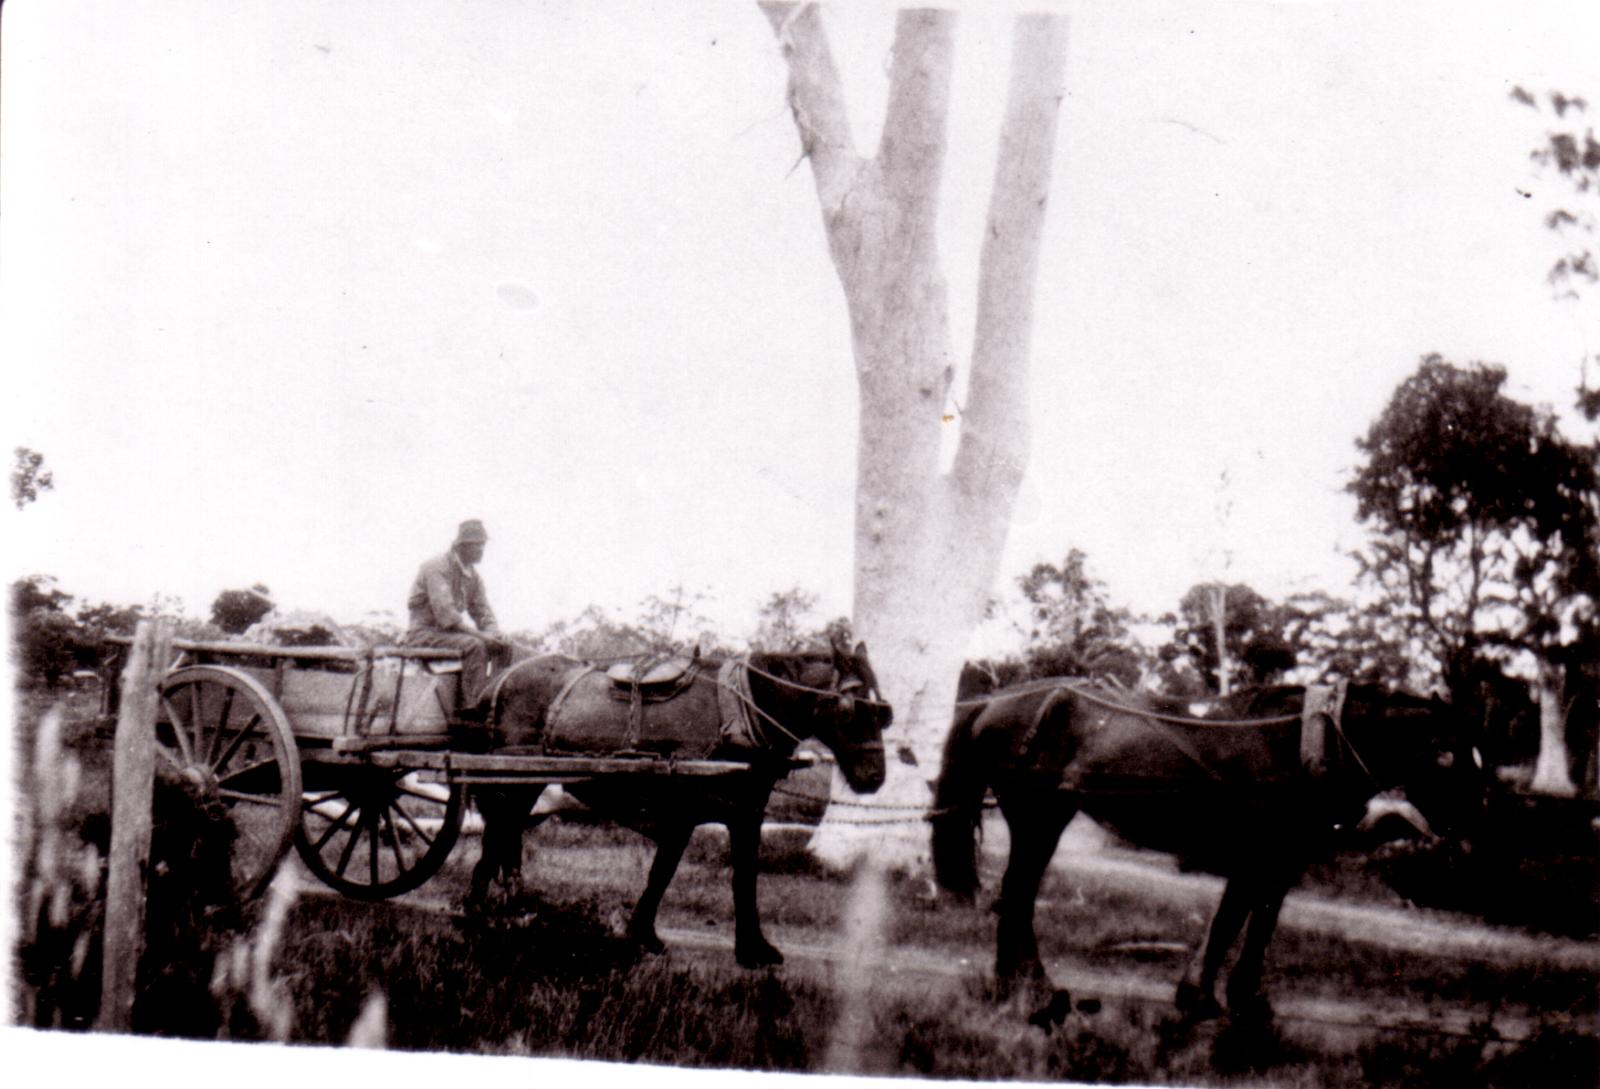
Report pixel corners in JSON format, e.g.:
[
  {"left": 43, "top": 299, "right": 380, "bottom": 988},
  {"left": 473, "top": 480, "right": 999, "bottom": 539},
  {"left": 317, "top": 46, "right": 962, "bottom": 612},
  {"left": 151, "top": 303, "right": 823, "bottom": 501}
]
[
  {"left": 1210, "top": 583, "right": 1232, "bottom": 695},
  {"left": 761, "top": 3, "right": 1067, "bottom": 866},
  {"left": 1531, "top": 658, "right": 1577, "bottom": 796}
]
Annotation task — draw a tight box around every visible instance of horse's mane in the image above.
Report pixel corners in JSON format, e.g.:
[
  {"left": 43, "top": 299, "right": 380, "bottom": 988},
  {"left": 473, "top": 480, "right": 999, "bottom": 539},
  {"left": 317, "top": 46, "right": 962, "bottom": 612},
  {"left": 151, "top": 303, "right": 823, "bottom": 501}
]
[{"left": 746, "top": 650, "right": 834, "bottom": 682}]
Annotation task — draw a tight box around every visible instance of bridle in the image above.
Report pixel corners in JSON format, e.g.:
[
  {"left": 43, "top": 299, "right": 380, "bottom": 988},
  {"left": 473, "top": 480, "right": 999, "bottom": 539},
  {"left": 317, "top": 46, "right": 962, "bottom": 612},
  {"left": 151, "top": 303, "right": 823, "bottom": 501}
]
[
  {"left": 737, "top": 656, "right": 888, "bottom": 758},
  {"left": 743, "top": 658, "right": 889, "bottom": 715}
]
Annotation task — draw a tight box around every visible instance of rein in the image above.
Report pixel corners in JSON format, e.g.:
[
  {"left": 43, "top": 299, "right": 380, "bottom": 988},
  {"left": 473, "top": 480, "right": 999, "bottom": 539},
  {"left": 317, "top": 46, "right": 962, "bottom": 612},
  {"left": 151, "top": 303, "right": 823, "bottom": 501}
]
[
  {"left": 742, "top": 658, "right": 891, "bottom": 708},
  {"left": 1053, "top": 680, "right": 1301, "bottom": 729},
  {"left": 1328, "top": 710, "right": 1382, "bottom": 793}
]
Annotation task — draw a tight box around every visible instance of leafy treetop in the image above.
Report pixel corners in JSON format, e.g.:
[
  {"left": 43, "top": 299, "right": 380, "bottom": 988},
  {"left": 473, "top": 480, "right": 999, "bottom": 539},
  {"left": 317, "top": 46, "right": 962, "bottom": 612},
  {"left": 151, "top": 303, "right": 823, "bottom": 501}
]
[{"left": 11, "top": 447, "right": 54, "bottom": 510}]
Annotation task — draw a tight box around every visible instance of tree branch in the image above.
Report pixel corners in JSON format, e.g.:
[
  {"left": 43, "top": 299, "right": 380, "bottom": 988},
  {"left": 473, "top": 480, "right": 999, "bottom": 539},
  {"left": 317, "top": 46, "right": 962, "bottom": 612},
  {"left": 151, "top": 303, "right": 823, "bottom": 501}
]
[
  {"left": 878, "top": 8, "right": 955, "bottom": 215},
  {"left": 951, "top": 13, "right": 1068, "bottom": 504},
  {"left": 759, "top": 3, "right": 866, "bottom": 219}
]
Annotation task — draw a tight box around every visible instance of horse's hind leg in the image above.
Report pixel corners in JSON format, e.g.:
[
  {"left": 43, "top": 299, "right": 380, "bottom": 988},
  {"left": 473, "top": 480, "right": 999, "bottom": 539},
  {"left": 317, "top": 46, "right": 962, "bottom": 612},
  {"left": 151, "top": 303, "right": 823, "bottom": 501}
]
[
  {"left": 628, "top": 820, "right": 693, "bottom": 956},
  {"left": 993, "top": 797, "right": 1073, "bottom": 998},
  {"left": 1224, "top": 873, "right": 1293, "bottom": 1021},
  {"left": 1176, "top": 875, "right": 1254, "bottom": 1020}
]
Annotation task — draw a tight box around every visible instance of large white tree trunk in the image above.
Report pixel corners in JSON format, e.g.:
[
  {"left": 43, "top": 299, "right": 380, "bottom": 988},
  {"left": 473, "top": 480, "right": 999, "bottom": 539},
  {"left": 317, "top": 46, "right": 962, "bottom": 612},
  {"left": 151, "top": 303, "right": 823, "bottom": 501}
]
[
  {"left": 761, "top": 3, "right": 1068, "bottom": 867},
  {"left": 1531, "top": 658, "right": 1577, "bottom": 796},
  {"left": 1210, "top": 583, "right": 1232, "bottom": 695}
]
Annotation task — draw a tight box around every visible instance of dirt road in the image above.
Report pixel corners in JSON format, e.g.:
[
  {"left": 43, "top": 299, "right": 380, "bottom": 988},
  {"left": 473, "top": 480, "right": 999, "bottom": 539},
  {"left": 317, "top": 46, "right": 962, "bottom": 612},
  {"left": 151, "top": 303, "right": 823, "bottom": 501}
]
[
  {"left": 658, "top": 912, "right": 1583, "bottom": 1048},
  {"left": 653, "top": 823, "right": 1600, "bottom": 1048},
  {"left": 393, "top": 817, "right": 1598, "bottom": 1050}
]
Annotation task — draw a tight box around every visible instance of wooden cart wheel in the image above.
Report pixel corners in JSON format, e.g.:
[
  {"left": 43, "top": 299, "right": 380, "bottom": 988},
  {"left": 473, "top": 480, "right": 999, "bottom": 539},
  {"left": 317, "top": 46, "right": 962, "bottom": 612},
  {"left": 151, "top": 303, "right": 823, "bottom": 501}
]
[
  {"left": 155, "top": 665, "right": 303, "bottom": 900},
  {"left": 294, "top": 768, "right": 466, "bottom": 900}
]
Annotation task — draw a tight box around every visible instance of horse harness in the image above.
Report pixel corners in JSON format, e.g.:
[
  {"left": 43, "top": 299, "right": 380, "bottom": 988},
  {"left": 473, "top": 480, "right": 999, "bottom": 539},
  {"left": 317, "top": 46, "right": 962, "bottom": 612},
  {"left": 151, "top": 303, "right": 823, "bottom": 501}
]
[
  {"left": 1014, "top": 679, "right": 1366, "bottom": 785},
  {"left": 540, "top": 653, "right": 707, "bottom": 751},
  {"left": 1299, "top": 679, "right": 1348, "bottom": 777},
  {"left": 525, "top": 654, "right": 816, "bottom": 756}
]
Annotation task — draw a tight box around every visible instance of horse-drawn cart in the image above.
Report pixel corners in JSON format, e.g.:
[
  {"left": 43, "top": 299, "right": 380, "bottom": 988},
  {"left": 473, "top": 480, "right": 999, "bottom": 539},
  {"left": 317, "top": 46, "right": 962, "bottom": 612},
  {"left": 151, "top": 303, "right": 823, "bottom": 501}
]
[{"left": 101, "top": 637, "right": 791, "bottom": 904}]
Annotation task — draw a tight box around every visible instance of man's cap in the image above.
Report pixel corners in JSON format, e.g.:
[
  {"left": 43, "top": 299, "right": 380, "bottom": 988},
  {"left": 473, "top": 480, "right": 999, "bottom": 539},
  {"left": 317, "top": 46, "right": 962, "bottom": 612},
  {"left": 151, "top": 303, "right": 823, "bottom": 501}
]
[{"left": 455, "top": 519, "right": 489, "bottom": 544}]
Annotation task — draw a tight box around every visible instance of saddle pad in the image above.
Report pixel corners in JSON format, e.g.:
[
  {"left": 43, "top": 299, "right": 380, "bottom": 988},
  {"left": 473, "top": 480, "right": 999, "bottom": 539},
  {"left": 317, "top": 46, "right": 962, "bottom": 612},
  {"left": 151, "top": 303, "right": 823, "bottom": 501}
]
[
  {"left": 604, "top": 654, "right": 693, "bottom": 689},
  {"left": 544, "top": 664, "right": 719, "bottom": 756}
]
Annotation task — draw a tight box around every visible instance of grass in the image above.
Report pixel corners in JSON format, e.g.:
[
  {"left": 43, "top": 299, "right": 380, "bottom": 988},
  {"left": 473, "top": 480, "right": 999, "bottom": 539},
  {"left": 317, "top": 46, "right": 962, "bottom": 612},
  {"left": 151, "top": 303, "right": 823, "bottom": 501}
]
[
  {"left": 251, "top": 892, "right": 828, "bottom": 1068},
  {"left": 11, "top": 687, "right": 1600, "bottom": 1085},
  {"left": 241, "top": 881, "right": 1596, "bottom": 1086}
]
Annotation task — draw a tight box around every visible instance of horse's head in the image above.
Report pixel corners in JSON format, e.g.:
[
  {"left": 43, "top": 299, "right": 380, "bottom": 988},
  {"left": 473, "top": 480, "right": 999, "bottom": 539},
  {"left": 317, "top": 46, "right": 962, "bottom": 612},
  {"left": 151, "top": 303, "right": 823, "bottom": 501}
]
[
  {"left": 821, "top": 640, "right": 890, "bottom": 794},
  {"left": 1347, "top": 687, "right": 1487, "bottom": 844},
  {"left": 744, "top": 642, "right": 888, "bottom": 793}
]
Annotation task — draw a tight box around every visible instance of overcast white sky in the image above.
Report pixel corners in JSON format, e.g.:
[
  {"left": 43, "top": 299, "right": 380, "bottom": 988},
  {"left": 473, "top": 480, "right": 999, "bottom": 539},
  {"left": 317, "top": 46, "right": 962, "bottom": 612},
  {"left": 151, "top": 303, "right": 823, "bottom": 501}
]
[{"left": 4, "top": 0, "right": 1597, "bottom": 653}]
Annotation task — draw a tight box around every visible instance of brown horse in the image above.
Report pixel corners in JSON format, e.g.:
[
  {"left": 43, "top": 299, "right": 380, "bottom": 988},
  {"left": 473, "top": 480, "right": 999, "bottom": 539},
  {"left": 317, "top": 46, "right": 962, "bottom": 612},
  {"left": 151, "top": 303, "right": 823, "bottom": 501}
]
[
  {"left": 471, "top": 641, "right": 890, "bottom": 968},
  {"left": 930, "top": 680, "right": 1483, "bottom": 1021}
]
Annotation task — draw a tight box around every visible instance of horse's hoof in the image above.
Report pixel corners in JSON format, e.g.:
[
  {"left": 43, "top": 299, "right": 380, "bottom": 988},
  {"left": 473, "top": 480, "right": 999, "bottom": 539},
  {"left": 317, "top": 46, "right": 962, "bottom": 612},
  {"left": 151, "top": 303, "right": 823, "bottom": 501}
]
[
  {"left": 1226, "top": 992, "right": 1274, "bottom": 1025},
  {"left": 1174, "top": 982, "right": 1224, "bottom": 1022},
  {"left": 735, "top": 941, "right": 784, "bottom": 968},
  {"left": 630, "top": 929, "right": 667, "bottom": 956},
  {"left": 991, "top": 973, "right": 1028, "bottom": 1003},
  {"left": 1026, "top": 990, "right": 1074, "bottom": 1032}
]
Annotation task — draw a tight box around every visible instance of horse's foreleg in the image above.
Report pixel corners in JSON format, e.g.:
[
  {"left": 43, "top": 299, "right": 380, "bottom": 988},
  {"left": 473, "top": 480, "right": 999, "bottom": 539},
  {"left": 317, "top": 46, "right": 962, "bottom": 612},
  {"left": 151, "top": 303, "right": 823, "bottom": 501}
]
[
  {"left": 468, "top": 789, "right": 503, "bottom": 902},
  {"left": 628, "top": 821, "right": 692, "bottom": 956},
  {"left": 993, "top": 800, "right": 1071, "bottom": 997},
  {"left": 729, "top": 817, "right": 782, "bottom": 968},
  {"left": 1176, "top": 876, "right": 1253, "bottom": 1020},
  {"left": 1224, "top": 876, "right": 1293, "bottom": 1021},
  {"left": 470, "top": 787, "right": 541, "bottom": 904}
]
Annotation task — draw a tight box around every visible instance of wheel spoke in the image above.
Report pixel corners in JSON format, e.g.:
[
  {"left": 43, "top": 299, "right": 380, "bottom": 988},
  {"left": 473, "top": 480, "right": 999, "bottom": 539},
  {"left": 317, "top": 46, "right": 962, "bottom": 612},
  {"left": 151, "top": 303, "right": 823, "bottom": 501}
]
[
  {"left": 309, "top": 799, "right": 360, "bottom": 851},
  {"left": 188, "top": 682, "right": 203, "bottom": 759},
  {"left": 216, "top": 755, "right": 281, "bottom": 791},
  {"left": 302, "top": 789, "right": 345, "bottom": 806},
  {"left": 212, "top": 714, "right": 262, "bottom": 774},
  {"left": 367, "top": 807, "right": 381, "bottom": 885},
  {"left": 381, "top": 806, "right": 407, "bottom": 874},
  {"left": 334, "top": 812, "right": 366, "bottom": 877},
  {"left": 209, "top": 686, "right": 237, "bottom": 764},
  {"left": 153, "top": 742, "right": 186, "bottom": 772},
  {"left": 390, "top": 798, "right": 437, "bottom": 847},
  {"left": 160, "top": 696, "right": 197, "bottom": 767},
  {"left": 216, "top": 788, "right": 283, "bottom": 808}
]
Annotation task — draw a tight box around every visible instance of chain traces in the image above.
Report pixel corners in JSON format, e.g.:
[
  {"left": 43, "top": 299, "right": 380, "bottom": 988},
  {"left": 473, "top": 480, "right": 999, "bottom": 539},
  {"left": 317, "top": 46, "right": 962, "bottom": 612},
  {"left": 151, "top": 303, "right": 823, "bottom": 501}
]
[{"left": 769, "top": 782, "right": 997, "bottom": 823}]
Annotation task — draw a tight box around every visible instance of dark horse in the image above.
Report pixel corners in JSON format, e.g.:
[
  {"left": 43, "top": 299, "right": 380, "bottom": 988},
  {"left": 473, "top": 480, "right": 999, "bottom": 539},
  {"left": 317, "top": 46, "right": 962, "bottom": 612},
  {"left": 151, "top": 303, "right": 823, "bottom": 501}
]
[
  {"left": 931, "top": 679, "right": 1482, "bottom": 1021},
  {"left": 469, "top": 641, "right": 890, "bottom": 967}
]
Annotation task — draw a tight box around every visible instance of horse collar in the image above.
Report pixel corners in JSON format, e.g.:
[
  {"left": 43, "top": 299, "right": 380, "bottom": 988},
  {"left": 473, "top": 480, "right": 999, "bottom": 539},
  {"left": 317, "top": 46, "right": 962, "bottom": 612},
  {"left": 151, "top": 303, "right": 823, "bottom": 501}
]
[
  {"left": 716, "top": 660, "right": 761, "bottom": 751},
  {"left": 1300, "top": 679, "right": 1348, "bottom": 777}
]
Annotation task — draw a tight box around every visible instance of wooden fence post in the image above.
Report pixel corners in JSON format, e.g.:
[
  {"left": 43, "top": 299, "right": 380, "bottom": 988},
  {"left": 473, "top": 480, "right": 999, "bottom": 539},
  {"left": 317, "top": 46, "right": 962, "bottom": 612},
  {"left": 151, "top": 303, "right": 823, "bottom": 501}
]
[{"left": 96, "top": 617, "right": 174, "bottom": 1032}]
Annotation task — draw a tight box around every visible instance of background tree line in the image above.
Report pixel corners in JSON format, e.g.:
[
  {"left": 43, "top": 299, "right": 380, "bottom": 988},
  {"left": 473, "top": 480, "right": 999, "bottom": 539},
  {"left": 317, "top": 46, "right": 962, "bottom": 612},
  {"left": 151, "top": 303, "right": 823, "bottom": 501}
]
[{"left": 12, "top": 354, "right": 1598, "bottom": 794}]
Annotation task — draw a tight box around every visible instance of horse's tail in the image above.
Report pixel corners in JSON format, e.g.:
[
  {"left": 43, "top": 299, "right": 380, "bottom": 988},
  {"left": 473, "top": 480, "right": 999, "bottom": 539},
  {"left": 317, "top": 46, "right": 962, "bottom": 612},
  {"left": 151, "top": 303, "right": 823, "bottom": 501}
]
[{"left": 931, "top": 700, "right": 990, "bottom": 902}]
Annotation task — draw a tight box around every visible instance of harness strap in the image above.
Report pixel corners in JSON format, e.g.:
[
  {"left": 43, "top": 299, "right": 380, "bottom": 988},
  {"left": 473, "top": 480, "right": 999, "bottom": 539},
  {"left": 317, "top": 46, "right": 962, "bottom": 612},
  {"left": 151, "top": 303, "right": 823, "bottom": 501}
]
[
  {"left": 627, "top": 676, "right": 643, "bottom": 748},
  {"left": 545, "top": 664, "right": 599, "bottom": 736},
  {"left": 1063, "top": 680, "right": 1300, "bottom": 728},
  {"left": 1018, "top": 684, "right": 1070, "bottom": 759},
  {"left": 483, "top": 656, "right": 549, "bottom": 727}
]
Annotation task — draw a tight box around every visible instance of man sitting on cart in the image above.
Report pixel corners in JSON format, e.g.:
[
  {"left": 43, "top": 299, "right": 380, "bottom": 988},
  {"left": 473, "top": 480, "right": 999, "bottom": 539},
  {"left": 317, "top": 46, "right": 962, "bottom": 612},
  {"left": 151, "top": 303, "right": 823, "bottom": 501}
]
[{"left": 404, "top": 518, "right": 511, "bottom": 717}]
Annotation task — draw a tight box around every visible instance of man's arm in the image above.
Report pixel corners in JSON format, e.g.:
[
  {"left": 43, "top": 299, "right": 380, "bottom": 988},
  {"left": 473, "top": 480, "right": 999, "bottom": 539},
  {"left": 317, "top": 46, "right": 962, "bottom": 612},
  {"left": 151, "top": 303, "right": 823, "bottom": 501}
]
[
  {"left": 422, "top": 563, "right": 467, "bottom": 630},
  {"left": 467, "top": 571, "right": 500, "bottom": 635}
]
